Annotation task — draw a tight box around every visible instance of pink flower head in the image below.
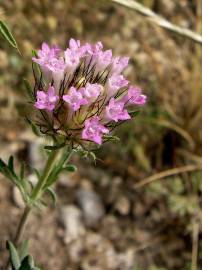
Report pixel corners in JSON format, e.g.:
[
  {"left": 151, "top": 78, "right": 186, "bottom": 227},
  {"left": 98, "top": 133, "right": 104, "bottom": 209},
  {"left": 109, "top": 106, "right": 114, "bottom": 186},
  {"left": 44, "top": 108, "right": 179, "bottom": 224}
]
[
  {"left": 80, "top": 83, "right": 102, "bottom": 103},
  {"left": 125, "top": 86, "right": 147, "bottom": 105},
  {"left": 32, "top": 39, "right": 147, "bottom": 146},
  {"left": 35, "top": 85, "right": 59, "bottom": 111},
  {"left": 82, "top": 116, "right": 109, "bottom": 145},
  {"left": 105, "top": 98, "right": 131, "bottom": 122},
  {"left": 64, "top": 49, "right": 80, "bottom": 73},
  {"left": 107, "top": 74, "right": 129, "bottom": 96},
  {"left": 63, "top": 87, "right": 88, "bottom": 111},
  {"left": 96, "top": 50, "right": 112, "bottom": 71},
  {"left": 111, "top": 56, "right": 129, "bottom": 74}
]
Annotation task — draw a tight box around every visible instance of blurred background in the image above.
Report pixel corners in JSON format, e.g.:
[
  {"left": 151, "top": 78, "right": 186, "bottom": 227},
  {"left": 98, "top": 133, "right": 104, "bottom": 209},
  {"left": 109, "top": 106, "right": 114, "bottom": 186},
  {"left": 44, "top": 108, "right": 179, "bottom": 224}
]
[{"left": 0, "top": 0, "right": 202, "bottom": 269}]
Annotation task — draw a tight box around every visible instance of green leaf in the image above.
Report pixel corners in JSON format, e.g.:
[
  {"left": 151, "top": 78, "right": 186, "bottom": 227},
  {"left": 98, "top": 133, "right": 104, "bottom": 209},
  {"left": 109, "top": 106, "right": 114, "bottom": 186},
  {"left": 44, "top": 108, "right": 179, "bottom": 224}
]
[
  {"left": 62, "top": 164, "right": 77, "bottom": 172},
  {"left": 19, "top": 240, "right": 29, "bottom": 261},
  {"left": 20, "top": 162, "right": 25, "bottom": 181},
  {"left": 33, "top": 169, "right": 41, "bottom": 180},
  {"left": 89, "top": 151, "right": 96, "bottom": 164},
  {"left": 19, "top": 255, "right": 33, "bottom": 270},
  {"left": 26, "top": 118, "right": 41, "bottom": 137},
  {"left": 129, "top": 110, "right": 140, "bottom": 117},
  {"left": 103, "top": 135, "right": 120, "bottom": 142},
  {"left": 7, "top": 241, "right": 21, "bottom": 270},
  {"left": 44, "top": 148, "right": 72, "bottom": 188},
  {"left": 0, "top": 158, "right": 16, "bottom": 182},
  {"left": 32, "top": 50, "right": 37, "bottom": 57},
  {"left": 23, "top": 79, "right": 35, "bottom": 102},
  {"left": 8, "top": 156, "right": 14, "bottom": 172},
  {"left": 0, "top": 21, "right": 21, "bottom": 54},
  {"left": 45, "top": 187, "right": 57, "bottom": 205}
]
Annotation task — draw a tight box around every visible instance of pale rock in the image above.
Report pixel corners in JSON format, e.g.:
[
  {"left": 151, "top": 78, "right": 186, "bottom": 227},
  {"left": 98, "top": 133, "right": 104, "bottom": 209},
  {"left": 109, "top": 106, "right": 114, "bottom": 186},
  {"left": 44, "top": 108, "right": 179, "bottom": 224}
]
[
  {"left": 13, "top": 187, "right": 25, "bottom": 208},
  {"left": 76, "top": 188, "right": 105, "bottom": 227},
  {"left": 60, "top": 205, "right": 85, "bottom": 244},
  {"left": 114, "top": 196, "right": 130, "bottom": 215}
]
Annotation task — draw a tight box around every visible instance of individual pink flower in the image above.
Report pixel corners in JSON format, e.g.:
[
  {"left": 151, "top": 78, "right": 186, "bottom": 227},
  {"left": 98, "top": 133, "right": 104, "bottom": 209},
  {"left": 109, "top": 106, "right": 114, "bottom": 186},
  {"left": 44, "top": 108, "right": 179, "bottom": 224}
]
[
  {"left": 32, "top": 42, "right": 61, "bottom": 67},
  {"left": 35, "top": 85, "right": 59, "bottom": 111},
  {"left": 111, "top": 56, "right": 129, "bottom": 74},
  {"left": 105, "top": 98, "right": 131, "bottom": 122},
  {"left": 69, "top": 38, "right": 87, "bottom": 57},
  {"left": 64, "top": 49, "right": 80, "bottom": 73},
  {"left": 96, "top": 50, "right": 112, "bottom": 71},
  {"left": 63, "top": 87, "right": 88, "bottom": 111},
  {"left": 82, "top": 116, "right": 109, "bottom": 145},
  {"left": 86, "top": 41, "right": 103, "bottom": 56},
  {"left": 85, "top": 41, "right": 104, "bottom": 66},
  {"left": 80, "top": 83, "right": 102, "bottom": 103},
  {"left": 124, "top": 86, "right": 147, "bottom": 105},
  {"left": 107, "top": 74, "right": 129, "bottom": 96}
]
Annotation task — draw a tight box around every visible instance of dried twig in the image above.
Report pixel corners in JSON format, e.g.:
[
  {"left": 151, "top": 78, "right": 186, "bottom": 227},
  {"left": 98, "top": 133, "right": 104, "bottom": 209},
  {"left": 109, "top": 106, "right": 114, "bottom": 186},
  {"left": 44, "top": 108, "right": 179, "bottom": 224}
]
[
  {"left": 133, "top": 164, "right": 202, "bottom": 189},
  {"left": 111, "top": 0, "right": 202, "bottom": 44},
  {"left": 191, "top": 221, "right": 199, "bottom": 270}
]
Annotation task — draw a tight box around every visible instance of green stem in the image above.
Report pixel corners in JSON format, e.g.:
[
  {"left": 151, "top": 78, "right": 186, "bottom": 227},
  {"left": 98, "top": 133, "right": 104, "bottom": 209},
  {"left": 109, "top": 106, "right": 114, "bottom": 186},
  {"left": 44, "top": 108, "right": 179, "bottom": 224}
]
[
  {"left": 30, "top": 149, "right": 60, "bottom": 201},
  {"left": 10, "top": 150, "right": 60, "bottom": 249},
  {"left": 14, "top": 206, "right": 31, "bottom": 246}
]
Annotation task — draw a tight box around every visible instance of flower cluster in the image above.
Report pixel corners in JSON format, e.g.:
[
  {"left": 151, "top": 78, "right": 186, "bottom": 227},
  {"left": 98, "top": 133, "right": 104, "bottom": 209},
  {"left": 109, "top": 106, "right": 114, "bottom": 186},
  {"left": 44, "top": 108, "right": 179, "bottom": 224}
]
[{"left": 31, "top": 39, "right": 147, "bottom": 146}]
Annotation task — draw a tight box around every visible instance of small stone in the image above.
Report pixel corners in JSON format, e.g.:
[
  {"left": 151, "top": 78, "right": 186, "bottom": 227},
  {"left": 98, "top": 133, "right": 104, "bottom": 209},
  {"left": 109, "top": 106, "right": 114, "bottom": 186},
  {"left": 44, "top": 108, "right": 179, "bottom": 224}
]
[
  {"left": 114, "top": 196, "right": 130, "bottom": 216},
  {"left": 13, "top": 187, "right": 25, "bottom": 208},
  {"left": 60, "top": 205, "right": 85, "bottom": 244},
  {"left": 29, "top": 139, "right": 45, "bottom": 170},
  {"left": 76, "top": 188, "right": 105, "bottom": 227}
]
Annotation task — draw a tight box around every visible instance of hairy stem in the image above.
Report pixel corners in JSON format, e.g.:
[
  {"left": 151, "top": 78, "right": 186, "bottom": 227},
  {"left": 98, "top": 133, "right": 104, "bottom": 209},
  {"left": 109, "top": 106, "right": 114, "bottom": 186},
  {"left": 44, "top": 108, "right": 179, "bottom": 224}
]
[
  {"left": 14, "top": 150, "right": 60, "bottom": 246},
  {"left": 31, "top": 149, "right": 60, "bottom": 201},
  {"left": 14, "top": 205, "right": 31, "bottom": 246}
]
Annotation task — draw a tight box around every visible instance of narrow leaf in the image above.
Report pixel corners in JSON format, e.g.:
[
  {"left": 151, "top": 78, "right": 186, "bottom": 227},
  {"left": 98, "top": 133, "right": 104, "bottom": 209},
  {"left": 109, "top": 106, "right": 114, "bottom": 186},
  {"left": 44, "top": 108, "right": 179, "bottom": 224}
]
[
  {"left": 7, "top": 241, "right": 21, "bottom": 270},
  {"left": 103, "top": 135, "right": 120, "bottom": 142},
  {"left": 19, "top": 240, "right": 29, "bottom": 261},
  {"left": 0, "top": 21, "right": 21, "bottom": 54},
  {"left": 23, "top": 79, "right": 35, "bottom": 102},
  {"left": 26, "top": 118, "right": 41, "bottom": 137},
  {"left": 19, "top": 255, "right": 33, "bottom": 270},
  {"left": 20, "top": 162, "right": 25, "bottom": 180},
  {"left": 129, "top": 110, "right": 140, "bottom": 117},
  {"left": 44, "top": 142, "right": 66, "bottom": 151},
  {"left": 8, "top": 156, "right": 14, "bottom": 172},
  {"left": 62, "top": 164, "right": 77, "bottom": 172},
  {"left": 45, "top": 187, "right": 57, "bottom": 205}
]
